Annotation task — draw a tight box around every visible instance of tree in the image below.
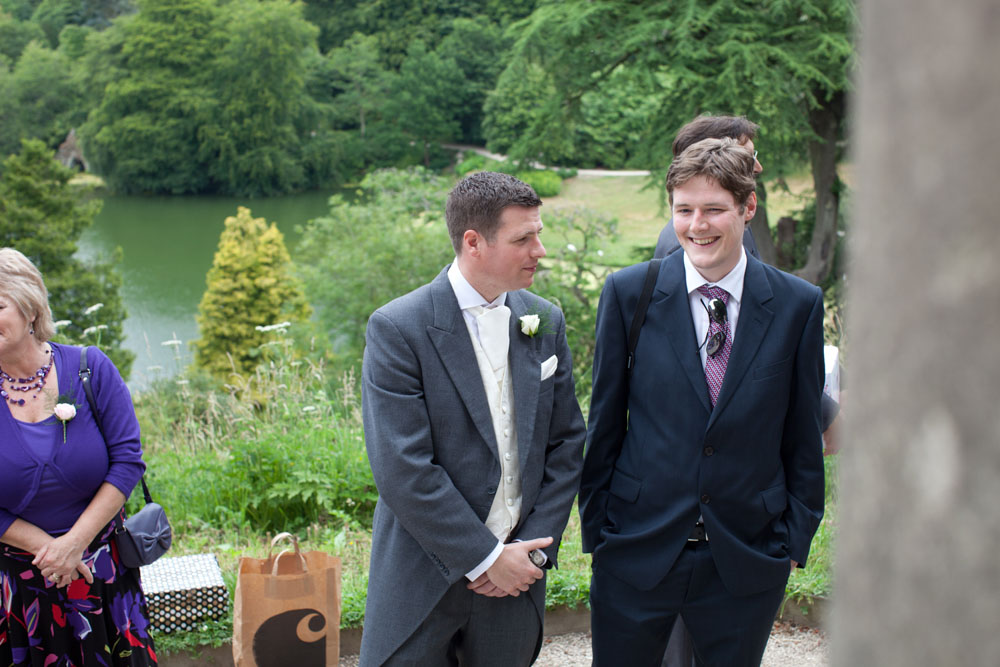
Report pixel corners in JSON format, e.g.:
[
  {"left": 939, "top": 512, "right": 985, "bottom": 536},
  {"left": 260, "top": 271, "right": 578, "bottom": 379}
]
[
  {"left": 80, "top": 0, "right": 219, "bottom": 194},
  {"left": 0, "top": 41, "right": 85, "bottom": 160},
  {"left": 296, "top": 167, "right": 453, "bottom": 367},
  {"left": 0, "top": 11, "right": 46, "bottom": 63},
  {"left": 0, "top": 139, "right": 133, "bottom": 376},
  {"left": 81, "top": 0, "right": 330, "bottom": 196},
  {"left": 198, "top": 0, "right": 321, "bottom": 197},
  {"left": 497, "top": 0, "right": 855, "bottom": 284},
  {"left": 325, "top": 32, "right": 387, "bottom": 140},
  {"left": 483, "top": 60, "right": 567, "bottom": 160},
  {"left": 387, "top": 41, "right": 464, "bottom": 167},
  {"left": 194, "top": 207, "right": 310, "bottom": 380},
  {"left": 436, "top": 16, "right": 509, "bottom": 144},
  {"left": 31, "top": 0, "right": 133, "bottom": 46}
]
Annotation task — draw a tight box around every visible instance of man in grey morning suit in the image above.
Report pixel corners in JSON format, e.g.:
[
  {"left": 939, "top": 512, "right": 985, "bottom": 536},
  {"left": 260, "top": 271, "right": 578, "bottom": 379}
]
[{"left": 359, "top": 171, "right": 586, "bottom": 666}]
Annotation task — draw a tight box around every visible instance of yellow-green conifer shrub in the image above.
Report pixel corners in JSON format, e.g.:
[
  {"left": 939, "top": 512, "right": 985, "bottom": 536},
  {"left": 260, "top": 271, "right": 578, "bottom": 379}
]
[{"left": 194, "top": 207, "right": 310, "bottom": 379}]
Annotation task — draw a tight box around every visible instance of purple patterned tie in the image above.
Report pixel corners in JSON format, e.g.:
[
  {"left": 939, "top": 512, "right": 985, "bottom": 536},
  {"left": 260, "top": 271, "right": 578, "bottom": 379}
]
[{"left": 697, "top": 285, "right": 732, "bottom": 407}]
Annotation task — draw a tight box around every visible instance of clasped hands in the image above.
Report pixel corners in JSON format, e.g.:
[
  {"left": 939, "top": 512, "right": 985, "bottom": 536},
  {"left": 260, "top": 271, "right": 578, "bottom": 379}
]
[
  {"left": 32, "top": 533, "right": 94, "bottom": 589},
  {"left": 467, "top": 536, "right": 552, "bottom": 598}
]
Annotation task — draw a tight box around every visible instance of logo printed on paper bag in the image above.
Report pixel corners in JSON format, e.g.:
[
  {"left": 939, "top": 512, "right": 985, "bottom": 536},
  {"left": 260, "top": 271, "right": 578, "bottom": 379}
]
[{"left": 252, "top": 608, "right": 326, "bottom": 666}]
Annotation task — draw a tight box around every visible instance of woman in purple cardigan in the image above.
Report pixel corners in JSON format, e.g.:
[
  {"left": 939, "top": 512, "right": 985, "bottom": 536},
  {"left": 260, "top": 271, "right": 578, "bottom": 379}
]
[{"left": 0, "top": 248, "right": 157, "bottom": 666}]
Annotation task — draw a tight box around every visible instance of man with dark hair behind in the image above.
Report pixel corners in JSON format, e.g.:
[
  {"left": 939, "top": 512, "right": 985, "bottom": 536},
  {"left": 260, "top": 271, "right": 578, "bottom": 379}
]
[
  {"left": 582, "top": 139, "right": 826, "bottom": 666},
  {"left": 360, "top": 171, "right": 586, "bottom": 666}
]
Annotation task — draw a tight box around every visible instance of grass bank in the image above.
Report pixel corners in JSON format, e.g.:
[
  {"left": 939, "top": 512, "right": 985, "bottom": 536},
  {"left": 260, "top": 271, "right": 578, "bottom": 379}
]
[{"left": 545, "top": 171, "right": 820, "bottom": 267}]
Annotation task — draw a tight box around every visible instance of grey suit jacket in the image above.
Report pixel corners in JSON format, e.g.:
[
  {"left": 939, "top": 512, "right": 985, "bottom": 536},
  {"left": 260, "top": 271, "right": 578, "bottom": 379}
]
[{"left": 359, "top": 266, "right": 586, "bottom": 666}]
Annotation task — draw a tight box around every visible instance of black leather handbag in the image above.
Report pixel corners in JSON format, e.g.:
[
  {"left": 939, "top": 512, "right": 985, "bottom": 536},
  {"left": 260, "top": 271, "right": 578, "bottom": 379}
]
[{"left": 80, "top": 347, "right": 172, "bottom": 568}]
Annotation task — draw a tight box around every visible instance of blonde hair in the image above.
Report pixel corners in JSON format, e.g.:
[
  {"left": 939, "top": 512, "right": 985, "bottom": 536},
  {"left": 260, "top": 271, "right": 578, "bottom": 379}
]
[{"left": 0, "top": 248, "right": 55, "bottom": 342}]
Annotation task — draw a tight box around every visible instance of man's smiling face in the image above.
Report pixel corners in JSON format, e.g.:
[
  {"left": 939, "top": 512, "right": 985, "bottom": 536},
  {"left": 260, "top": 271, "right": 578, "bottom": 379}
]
[{"left": 672, "top": 174, "right": 756, "bottom": 283}]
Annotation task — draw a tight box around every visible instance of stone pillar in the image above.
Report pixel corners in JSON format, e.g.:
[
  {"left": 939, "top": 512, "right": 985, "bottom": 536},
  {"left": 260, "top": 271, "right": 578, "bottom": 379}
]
[{"left": 833, "top": 1, "right": 1000, "bottom": 665}]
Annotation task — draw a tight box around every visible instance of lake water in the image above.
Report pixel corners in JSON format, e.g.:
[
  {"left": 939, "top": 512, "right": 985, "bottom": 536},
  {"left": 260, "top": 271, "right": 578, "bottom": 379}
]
[{"left": 77, "top": 191, "right": 337, "bottom": 388}]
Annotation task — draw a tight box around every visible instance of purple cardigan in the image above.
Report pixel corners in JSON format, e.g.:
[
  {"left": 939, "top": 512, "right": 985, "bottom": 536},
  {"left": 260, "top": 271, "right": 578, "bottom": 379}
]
[{"left": 0, "top": 343, "right": 145, "bottom": 537}]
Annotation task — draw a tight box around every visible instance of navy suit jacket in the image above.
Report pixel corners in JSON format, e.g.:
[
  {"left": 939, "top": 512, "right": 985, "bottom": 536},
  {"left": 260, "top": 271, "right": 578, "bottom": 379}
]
[{"left": 580, "top": 251, "right": 825, "bottom": 597}]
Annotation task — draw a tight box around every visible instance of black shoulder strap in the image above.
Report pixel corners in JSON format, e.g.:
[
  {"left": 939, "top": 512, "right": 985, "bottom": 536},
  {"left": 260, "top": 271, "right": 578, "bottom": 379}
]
[
  {"left": 79, "top": 346, "right": 153, "bottom": 505},
  {"left": 626, "top": 259, "right": 662, "bottom": 375}
]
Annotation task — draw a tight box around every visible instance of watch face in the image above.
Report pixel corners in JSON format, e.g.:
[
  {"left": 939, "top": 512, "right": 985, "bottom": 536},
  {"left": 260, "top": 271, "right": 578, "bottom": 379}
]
[{"left": 529, "top": 550, "right": 545, "bottom": 567}]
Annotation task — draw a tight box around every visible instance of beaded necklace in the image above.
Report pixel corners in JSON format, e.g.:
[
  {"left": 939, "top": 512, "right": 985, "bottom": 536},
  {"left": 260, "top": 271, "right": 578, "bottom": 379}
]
[{"left": 0, "top": 348, "right": 53, "bottom": 406}]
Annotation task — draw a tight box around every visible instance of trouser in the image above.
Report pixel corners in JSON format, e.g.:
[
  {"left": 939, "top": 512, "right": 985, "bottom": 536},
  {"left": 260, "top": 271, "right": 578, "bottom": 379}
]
[
  {"left": 590, "top": 542, "right": 787, "bottom": 667},
  {"left": 383, "top": 578, "right": 542, "bottom": 667}
]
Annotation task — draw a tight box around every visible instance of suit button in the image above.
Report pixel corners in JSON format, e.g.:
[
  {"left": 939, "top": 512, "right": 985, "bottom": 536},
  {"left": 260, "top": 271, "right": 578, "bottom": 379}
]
[
  {"left": 701, "top": 494, "right": 711, "bottom": 504},
  {"left": 487, "top": 487, "right": 496, "bottom": 495},
  {"left": 704, "top": 446, "right": 714, "bottom": 456}
]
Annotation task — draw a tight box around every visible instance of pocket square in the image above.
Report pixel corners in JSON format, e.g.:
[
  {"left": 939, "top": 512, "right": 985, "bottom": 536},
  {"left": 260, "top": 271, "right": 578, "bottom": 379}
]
[{"left": 540, "top": 355, "right": 558, "bottom": 381}]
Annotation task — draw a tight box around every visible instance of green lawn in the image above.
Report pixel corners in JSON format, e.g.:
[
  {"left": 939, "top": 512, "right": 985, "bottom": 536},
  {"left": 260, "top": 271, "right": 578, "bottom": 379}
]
[{"left": 543, "top": 170, "right": 821, "bottom": 267}]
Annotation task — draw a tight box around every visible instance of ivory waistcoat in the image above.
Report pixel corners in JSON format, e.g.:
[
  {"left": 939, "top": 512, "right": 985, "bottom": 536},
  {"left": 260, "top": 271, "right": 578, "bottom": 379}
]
[{"left": 466, "top": 326, "right": 521, "bottom": 541}]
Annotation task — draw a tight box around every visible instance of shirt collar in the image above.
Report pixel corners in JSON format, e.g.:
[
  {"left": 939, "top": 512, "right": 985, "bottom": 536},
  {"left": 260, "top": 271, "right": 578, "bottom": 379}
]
[
  {"left": 683, "top": 246, "right": 747, "bottom": 304},
  {"left": 447, "top": 260, "right": 507, "bottom": 310}
]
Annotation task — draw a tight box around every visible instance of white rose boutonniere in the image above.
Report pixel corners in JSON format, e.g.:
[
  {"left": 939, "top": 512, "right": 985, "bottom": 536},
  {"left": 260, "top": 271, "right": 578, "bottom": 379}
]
[
  {"left": 519, "top": 314, "right": 541, "bottom": 337},
  {"left": 54, "top": 402, "right": 76, "bottom": 443}
]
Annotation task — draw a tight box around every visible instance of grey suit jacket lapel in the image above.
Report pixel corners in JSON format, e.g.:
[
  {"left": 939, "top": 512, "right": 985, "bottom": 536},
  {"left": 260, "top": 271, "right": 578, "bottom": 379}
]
[
  {"left": 426, "top": 268, "right": 499, "bottom": 457},
  {"left": 506, "top": 290, "right": 541, "bottom": 471},
  {"left": 709, "top": 255, "right": 775, "bottom": 426},
  {"left": 654, "top": 257, "right": 714, "bottom": 415}
]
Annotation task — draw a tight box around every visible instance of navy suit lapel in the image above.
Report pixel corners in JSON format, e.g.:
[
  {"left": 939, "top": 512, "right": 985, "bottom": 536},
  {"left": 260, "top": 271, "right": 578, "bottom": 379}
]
[
  {"left": 426, "top": 268, "right": 499, "bottom": 457},
  {"left": 506, "top": 290, "right": 540, "bottom": 470},
  {"left": 653, "top": 256, "right": 713, "bottom": 415},
  {"left": 709, "top": 255, "right": 775, "bottom": 427}
]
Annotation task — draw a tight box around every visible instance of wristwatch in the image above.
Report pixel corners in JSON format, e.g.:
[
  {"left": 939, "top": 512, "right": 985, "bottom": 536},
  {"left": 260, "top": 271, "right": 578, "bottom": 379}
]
[{"left": 528, "top": 549, "right": 547, "bottom": 568}]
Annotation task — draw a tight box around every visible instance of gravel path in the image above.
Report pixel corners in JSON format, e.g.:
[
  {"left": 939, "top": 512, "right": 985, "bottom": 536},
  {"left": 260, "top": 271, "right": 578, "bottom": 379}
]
[{"left": 339, "top": 621, "right": 828, "bottom": 666}]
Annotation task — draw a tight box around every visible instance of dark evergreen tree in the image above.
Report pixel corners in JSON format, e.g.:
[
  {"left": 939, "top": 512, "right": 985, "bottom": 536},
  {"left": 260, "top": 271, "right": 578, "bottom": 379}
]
[
  {"left": 0, "top": 139, "right": 133, "bottom": 376},
  {"left": 496, "top": 0, "right": 855, "bottom": 283}
]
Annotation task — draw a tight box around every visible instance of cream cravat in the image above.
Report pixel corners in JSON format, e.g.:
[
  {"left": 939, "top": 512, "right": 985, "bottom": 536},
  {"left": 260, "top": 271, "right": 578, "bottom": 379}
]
[{"left": 471, "top": 305, "right": 511, "bottom": 374}]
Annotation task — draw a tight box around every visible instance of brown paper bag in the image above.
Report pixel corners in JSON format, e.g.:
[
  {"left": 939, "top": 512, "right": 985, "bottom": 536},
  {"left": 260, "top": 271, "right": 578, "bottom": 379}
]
[{"left": 233, "top": 532, "right": 342, "bottom": 666}]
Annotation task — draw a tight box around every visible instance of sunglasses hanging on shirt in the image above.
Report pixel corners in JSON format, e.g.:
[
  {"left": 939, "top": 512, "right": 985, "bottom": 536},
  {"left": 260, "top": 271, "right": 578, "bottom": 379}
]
[{"left": 699, "top": 298, "right": 727, "bottom": 358}]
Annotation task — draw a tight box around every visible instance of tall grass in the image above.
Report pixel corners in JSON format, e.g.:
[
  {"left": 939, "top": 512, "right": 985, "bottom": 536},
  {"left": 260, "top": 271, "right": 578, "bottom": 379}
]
[{"left": 132, "top": 337, "right": 376, "bottom": 535}]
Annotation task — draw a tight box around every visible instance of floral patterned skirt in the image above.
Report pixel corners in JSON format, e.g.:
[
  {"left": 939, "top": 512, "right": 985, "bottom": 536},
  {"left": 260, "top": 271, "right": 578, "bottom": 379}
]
[{"left": 0, "top": 510, "right": 158, "bottom": 666}]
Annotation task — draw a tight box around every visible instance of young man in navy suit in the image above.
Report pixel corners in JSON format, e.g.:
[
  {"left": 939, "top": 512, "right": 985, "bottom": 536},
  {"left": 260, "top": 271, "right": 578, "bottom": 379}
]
[{"left": 581, "top": 138, "right": 826, "bottom": 666}]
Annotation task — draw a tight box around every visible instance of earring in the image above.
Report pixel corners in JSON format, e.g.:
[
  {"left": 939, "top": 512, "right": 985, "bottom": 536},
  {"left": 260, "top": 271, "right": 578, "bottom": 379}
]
[{"left": 29, "top": 325, "right": 35, "bottom": 335}]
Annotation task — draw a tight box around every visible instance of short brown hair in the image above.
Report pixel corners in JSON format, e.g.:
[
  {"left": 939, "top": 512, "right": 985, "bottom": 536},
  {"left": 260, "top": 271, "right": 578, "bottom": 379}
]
[
  {"left": 445, "top": 171, "right": 542, "bottom": 254},
  {"left": 0, "top": 248, "right": 55, "bottom": 341},
  {"left": 672, "top": 115, "right": 759, "bottom": 157},
  {"left": 666, "top": 138, "right": 757, "bottom": 209}
]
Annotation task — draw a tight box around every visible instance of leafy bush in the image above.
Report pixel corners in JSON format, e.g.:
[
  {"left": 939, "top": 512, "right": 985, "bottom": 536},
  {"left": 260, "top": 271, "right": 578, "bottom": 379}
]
[
  {"left": 454, "top": 152, "right": 490, "bottom": 177},
  {"left": 296, "top": 167, "right": 453, "bottom": 369},
  {"left": 516, "top": 169, "right": 562, "bottom": 197},
  {"left": 531, "top": 206, "right": 618, "bottom": 402}
]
